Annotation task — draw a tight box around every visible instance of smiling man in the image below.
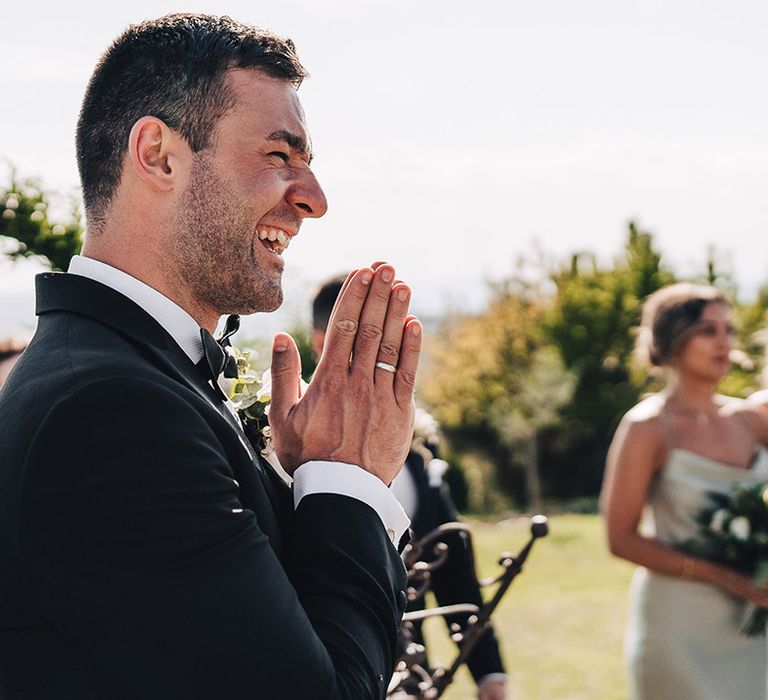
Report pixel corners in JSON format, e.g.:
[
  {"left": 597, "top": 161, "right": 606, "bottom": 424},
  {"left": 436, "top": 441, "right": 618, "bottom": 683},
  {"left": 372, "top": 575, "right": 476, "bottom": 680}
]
[{"left": 0, "top": 14, "right": 421, "bottom": 699}]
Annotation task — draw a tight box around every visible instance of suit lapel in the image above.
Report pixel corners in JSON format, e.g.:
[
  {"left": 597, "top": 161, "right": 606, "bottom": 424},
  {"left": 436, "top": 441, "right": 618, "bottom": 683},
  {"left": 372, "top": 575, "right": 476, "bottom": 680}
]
[{"left": 36, "top": 272, "right": 289, "bottom": 518}]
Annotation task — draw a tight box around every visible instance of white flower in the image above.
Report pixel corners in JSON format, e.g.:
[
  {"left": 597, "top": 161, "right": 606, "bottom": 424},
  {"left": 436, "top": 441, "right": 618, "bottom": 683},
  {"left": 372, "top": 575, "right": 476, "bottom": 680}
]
[
  {"left": 427, "top": 458, "right": 449, "bottom": 488},
  {"left": 730, "top": 516, "right": 751, "bottom": 541},
  {"left": 227, "top": 348, "right": 267, "bottom": 413},
  {"left": 256, "top": 368, "right": 308, "bottom": 413},
  {"left": 413, "top": 408, "right": 439, "bottom": 443},
  {"left": 256, "top": 368, "right": 272, "bottom": 407},
  {"left": 710, "top": 509, "right": 729, "bottom": 534}
]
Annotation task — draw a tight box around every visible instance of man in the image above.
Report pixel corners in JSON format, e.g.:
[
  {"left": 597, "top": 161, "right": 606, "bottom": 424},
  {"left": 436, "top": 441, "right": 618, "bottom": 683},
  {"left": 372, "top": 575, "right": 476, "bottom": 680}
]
[
  {"left": 0, "top": 14, "right": 422, "bottom": 699},
  {"left": 312, "top": 277, "right": 507, "bottom": 700}
]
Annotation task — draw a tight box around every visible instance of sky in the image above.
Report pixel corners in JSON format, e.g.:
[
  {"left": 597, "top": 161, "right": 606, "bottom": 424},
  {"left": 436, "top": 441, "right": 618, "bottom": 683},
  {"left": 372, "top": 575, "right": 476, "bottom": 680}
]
[{"left": 1, "top": 0, "right": 767, "bottom": 339}]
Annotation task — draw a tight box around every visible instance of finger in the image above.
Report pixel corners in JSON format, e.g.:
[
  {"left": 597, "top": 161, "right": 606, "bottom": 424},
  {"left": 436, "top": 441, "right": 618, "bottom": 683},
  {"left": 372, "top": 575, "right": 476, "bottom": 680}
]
[
  {"left": 394, "top": 318, "right": 422, "bottom": 407},
  {"left": 268, "top": 332, "right": 302, "bottom": 425},
  {"left": 374, "top": 283, "right": 411, "bottom": 385},
  {"left": 325, "top": 268, "right": 358, "bottom": 337},
  {"left": 326, "top": 263, "right": 384, "bottom": 327},
  {"left": 350, "top": 264, "right": 395, "bottom": 375},
  {"left": 321, "top": 268, "right": 373, "bottom": 373}
]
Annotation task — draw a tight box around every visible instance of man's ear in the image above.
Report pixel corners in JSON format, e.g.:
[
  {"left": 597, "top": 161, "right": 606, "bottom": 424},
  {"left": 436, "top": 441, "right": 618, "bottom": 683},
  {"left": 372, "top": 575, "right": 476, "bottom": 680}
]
[{"left": 127, "top": 116, "right": 186, "bottom": 193}]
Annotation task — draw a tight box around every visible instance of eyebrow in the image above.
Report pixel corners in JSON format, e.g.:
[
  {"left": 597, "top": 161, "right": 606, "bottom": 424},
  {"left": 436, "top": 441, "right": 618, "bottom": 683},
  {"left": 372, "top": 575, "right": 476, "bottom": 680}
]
[{"left": 266, "top": 130, "right": 313, "bottom": 163}]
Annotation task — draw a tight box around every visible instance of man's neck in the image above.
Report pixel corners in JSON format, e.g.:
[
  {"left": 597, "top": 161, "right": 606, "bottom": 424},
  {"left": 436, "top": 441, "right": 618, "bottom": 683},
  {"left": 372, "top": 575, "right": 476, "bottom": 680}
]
[{"left": 78, "top": 245, "right": 219, "bottom": 332}]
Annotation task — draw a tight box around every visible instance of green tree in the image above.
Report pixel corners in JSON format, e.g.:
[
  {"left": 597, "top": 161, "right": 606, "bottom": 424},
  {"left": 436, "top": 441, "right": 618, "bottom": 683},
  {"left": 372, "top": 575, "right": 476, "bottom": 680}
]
[
  {"left": 422, "top": 274, "right": 574, "bottom": 510},
  {"left": 1, "top": 171, "right": 83, "bottom": 271},
  {"left": 541, "top": 222, "right": 673, "bottom": 498}
]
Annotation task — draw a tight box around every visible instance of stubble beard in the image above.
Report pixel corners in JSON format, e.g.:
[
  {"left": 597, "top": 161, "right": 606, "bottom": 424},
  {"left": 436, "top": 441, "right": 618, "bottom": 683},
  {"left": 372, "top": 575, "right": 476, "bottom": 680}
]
[{"left": 172, "top": 155, "right": 283, "bottom": 317}]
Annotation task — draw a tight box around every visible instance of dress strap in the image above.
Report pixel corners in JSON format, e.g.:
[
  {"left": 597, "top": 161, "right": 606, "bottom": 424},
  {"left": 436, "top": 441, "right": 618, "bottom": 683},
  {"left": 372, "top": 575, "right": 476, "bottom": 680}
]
[{"left": 730, "top": 407, "right": 763, "bottom": 463}]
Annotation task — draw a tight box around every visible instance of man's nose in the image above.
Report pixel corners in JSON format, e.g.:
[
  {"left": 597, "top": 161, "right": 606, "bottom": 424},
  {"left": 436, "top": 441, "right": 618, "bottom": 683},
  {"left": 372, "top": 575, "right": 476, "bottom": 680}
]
[{"left": 288, "top": 169, "right": 328, "bottom": 219}]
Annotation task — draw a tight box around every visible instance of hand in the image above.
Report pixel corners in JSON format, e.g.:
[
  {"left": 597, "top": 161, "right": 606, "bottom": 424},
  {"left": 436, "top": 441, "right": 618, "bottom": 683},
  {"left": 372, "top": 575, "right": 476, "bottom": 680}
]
[
  {"left": 478, "top": 675, "right": 507, "bottom": 700},
  {"left": 268, "top": 264, "right": 422, "bottom": 482},
  {"left": 725, "top": 572, "right": 768, "bottom": 608}
]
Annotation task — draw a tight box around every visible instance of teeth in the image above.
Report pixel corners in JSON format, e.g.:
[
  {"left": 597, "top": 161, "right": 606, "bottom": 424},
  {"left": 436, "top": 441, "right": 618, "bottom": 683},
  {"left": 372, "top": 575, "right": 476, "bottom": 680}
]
[{"left": 256, "top": 226, "right": 291, "bottom": 254}]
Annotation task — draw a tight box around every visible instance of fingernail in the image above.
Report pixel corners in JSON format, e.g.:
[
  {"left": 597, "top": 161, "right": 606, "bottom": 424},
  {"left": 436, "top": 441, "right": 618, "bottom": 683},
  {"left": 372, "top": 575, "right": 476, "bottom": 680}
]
[
  {"left": 274, "top": 338, "right": 288, "bottom": 352},
  {"left": 410, "top": 322, "right": 422, "bottom": 337},
  {"left": 361, "top": 271, "right": 373, "bottom": 285},
  {"left": 380, "top": 267, "right": 393, "bottom": 283},
  {"left": 397, "top": 288, "right": 409, "bottom": 302}
]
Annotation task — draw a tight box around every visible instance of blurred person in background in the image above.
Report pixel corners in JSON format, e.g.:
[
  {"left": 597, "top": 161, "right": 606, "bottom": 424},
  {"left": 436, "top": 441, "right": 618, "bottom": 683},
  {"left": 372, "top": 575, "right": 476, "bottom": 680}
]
[
  {"left": 0, "top": 337, "right": 26, "bottom": 388},
  {"left": 312, "top": 275, "right": 507, "bottom": 700},
  {"left": 601, "top": 283, "right": 768, "bottom": 700}
]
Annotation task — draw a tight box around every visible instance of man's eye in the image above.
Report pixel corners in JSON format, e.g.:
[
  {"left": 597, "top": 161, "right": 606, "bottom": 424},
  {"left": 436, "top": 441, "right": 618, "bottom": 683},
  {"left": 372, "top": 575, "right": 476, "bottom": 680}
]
[{"left": 269, "top": 151, "right": 290, "bottom": 162}]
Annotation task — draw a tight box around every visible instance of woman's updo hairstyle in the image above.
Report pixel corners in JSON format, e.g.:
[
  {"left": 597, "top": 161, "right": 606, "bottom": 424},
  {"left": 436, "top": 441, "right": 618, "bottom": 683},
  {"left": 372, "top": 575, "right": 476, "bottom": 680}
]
[{"left": 635, "top": 283, "right": 728, "bottom": 367}]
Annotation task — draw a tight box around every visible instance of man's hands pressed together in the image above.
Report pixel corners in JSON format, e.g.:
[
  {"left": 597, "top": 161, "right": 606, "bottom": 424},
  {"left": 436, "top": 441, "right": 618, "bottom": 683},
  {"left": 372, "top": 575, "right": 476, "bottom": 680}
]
[{"left": 269, "top": 263, "right": 422, "bottom": 483}]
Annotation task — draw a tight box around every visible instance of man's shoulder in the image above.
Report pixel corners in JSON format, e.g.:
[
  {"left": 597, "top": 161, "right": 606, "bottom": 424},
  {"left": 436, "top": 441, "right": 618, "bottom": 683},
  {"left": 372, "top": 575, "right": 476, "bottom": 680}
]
[
  {"left": 25, "top": 309, "right": 178, "bottom": 390},
  {"left": 0, "top": 311, "right": 198, "bottom": 454}
]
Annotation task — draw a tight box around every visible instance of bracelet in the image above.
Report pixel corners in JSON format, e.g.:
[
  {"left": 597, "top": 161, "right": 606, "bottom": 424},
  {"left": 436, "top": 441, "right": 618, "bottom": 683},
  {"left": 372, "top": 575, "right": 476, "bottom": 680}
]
[{"left": 680, "top": 557, "right": 696, "bottom": 580}]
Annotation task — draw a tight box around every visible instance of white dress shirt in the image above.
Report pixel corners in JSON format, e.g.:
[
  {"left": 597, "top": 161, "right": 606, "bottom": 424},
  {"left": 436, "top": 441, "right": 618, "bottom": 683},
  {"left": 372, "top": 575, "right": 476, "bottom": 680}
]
[
  {"left": 391, "top": 461, "right": 419, "bottom": 520},
  {"left": 67, "top": 255, "right": 410, "bottom": 545}
]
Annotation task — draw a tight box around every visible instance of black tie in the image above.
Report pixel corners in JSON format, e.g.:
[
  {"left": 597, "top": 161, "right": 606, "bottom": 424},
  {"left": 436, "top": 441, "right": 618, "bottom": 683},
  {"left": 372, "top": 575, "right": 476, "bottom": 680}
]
[{"left": 198, "top": 314, "right": 240, "bottom": 385}]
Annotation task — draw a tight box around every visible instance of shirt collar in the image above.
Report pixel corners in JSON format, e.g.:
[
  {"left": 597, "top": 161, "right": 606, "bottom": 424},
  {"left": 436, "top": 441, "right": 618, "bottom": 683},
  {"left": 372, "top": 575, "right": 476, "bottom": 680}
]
[{"left": 67, "top": 255, "right": 204, "bottom": 363}]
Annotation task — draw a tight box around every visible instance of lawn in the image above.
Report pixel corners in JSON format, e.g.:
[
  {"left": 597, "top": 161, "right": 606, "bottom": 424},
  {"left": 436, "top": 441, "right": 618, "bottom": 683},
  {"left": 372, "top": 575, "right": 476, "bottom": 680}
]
[{"left": 418, "top": 513, "right": 636, "bottom": 699}]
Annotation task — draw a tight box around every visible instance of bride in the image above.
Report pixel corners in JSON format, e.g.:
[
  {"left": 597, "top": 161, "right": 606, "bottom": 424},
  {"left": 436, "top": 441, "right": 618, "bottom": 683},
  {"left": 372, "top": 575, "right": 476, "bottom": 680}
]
[{"left": 601, "top": 282, "right": 768, "bottom": 700}]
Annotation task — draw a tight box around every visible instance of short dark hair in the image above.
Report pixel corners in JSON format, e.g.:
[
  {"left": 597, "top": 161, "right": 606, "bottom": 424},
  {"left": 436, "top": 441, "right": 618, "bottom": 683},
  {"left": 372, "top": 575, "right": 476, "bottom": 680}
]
[
  {"left": 76, "top": 13, "right": 307, "bottom": 230},
  {"left": 312, "top": 274, "right": 347, "bottom": 331},
  {"left": 635, "top": 282, "right": 729, "bottom": 367}
]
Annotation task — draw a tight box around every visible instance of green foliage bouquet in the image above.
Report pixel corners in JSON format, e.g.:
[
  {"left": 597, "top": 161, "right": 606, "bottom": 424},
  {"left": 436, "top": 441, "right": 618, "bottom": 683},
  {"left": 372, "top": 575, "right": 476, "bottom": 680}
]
[
  {"left": 225, "top": 347, "right": 273, "bottom": 456},
  {"left": 224, "top": 346, "right": 308, "bottom": 462},
  {"left": 683, "top": 482, "right": 768, "bottom": 636}
]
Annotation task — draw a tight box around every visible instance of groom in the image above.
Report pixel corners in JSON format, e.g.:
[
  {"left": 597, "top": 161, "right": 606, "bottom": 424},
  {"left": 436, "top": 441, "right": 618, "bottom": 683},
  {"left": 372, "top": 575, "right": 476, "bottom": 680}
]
[{"left": 0, "top": 14, "right": 421, "bottom": 699}]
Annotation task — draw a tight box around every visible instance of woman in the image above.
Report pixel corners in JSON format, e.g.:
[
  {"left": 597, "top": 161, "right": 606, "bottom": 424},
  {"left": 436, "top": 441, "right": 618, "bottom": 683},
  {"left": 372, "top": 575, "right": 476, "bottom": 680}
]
[{"left": 601, "top": 283, "right": 768, "bottom": 700}]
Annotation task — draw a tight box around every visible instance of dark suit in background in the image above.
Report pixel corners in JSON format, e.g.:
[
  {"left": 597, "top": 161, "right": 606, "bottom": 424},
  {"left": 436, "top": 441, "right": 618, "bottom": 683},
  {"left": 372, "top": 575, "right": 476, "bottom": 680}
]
[{"left": 404, "top": 446, "right": 506, "bottom": 685}]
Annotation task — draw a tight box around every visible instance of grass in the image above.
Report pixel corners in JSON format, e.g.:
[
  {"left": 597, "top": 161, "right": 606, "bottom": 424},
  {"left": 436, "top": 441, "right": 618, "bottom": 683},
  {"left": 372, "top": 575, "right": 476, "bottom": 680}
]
[{"left": 418, "top": 513, "right": 636, "bottom": 699}]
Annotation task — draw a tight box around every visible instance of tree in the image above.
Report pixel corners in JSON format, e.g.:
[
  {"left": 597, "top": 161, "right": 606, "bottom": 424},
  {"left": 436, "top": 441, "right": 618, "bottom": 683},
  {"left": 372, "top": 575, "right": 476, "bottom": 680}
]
[
  {"left": 537, "top": 223, "right": 673, "bottom": 498},
  {"left": 487, "top": 347, "right": 574, "bottom": 511},
  {"left": 1, "top": 170, "right": 83, "bottom": 271},
  {"left": 421, "top": 272, "right": 574, "bottom": 510}
]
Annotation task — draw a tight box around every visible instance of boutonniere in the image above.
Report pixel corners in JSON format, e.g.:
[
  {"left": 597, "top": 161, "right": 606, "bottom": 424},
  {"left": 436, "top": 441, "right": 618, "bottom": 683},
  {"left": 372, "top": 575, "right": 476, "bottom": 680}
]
[
  {"left": 223, "top": 347, "right": 274, "bottom": 457},
  {"left": 220, "top": 346, "right": 310, "bottom": 462}
]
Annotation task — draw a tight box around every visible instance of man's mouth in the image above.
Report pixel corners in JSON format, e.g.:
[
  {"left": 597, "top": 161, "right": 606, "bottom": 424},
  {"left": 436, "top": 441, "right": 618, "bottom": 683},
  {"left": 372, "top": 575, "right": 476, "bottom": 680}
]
[{"left": 256, "top": 226, "right": 291, "bottom": 255}]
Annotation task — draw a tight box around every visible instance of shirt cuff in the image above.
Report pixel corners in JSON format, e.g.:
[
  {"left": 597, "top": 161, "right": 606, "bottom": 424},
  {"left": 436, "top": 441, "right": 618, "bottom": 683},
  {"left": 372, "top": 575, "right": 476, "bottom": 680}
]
[{"left": 293, "top": 461, "right": 411, "bottom": 546}]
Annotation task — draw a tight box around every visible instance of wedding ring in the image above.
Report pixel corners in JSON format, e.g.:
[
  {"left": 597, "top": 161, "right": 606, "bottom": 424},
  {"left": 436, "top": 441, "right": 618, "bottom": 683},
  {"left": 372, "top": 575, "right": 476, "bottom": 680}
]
[{"left": 375, "top": 361, "right": 397, "bottom": 374}]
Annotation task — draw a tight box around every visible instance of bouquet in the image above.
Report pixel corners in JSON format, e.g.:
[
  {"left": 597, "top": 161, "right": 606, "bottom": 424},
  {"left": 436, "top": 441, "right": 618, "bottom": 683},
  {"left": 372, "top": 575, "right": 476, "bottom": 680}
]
[{"left": 682, "top": 481, "right": 768, "bottom": 636}]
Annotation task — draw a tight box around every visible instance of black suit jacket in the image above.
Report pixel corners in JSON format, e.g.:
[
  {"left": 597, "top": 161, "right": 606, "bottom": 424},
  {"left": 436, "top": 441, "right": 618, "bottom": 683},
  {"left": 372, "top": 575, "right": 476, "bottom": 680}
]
[
  {"left": 0, "top": 272, "right": 407, "bottom": 699},
  {"left": 405, "top": 448, "right": 505, "bottom": 683}
]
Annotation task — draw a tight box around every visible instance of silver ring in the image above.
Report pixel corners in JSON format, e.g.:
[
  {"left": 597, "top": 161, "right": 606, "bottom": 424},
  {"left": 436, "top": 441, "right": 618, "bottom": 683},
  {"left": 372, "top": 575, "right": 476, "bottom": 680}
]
[{"left": 375, "top": 361, "right": 397, "bottom": 374}]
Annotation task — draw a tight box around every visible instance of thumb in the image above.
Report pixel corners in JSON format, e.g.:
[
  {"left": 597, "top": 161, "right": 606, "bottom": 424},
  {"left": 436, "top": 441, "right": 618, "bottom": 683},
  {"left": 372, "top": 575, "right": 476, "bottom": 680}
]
[{"left": 268, "top": 332, "right": 301, "bottom": 424}]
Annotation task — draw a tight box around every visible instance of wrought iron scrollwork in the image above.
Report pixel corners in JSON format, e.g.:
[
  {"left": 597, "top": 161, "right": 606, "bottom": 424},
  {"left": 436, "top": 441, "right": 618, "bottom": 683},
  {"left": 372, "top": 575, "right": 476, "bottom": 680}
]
[{"left": 388, "top": 515, "right": 549, "bottom": 699}]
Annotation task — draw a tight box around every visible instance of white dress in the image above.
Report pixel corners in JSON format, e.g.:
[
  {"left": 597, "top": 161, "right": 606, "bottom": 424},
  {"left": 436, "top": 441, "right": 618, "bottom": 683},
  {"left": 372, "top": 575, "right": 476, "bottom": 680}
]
[{"left": 626, "top": 447, "right": 768, "bottom": 700}]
